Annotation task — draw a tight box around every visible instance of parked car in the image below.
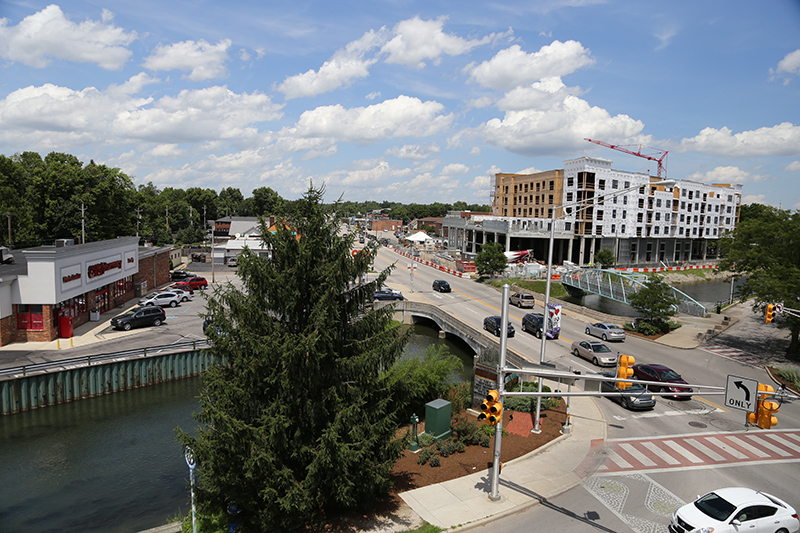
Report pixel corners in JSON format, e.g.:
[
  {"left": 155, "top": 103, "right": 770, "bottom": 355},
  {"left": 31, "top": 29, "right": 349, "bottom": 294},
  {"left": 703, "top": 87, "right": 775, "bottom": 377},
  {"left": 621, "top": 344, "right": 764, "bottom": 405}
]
[
  {"left": 373, "top": 287, "right": 404, "bottom": 301},
  {"left": 483, "top": 316, "right": 515, "bottom": 338},
  {"left": 170, "top": 270, "right": 194, "bottom": 282},
  {"left": 509, "top": 292, "right": 536, "bottom": 308},
  {"left": 184, "top": 276, "right": 208, "bottom": 290},
  {"left": 521, "top": 313, "right": 558, "bottom": 339},
  {"left": 110, "top": 306, "right": 166, "bottom": 331},
  {"left": 170, "top": 282, "right": 194, "bottom": 294},
  {"left": 669, "top": 487, "right": 800, "bottom": 533},
  {"left": 599, "top": 372, "right": 656, "bottom": 410},
  {"left": 632, "top": 363, "right": 693, "bottom": 399},
  {"left": 162, "top": 288, "right": 192, "bottom": 302},
  {"left": 432, "top": 279, "right": 451, "bottom": 293},
  {"left": 571, "top": 340, "right": 617, "bottom": 366},
  {"left": 227, "top": 257, "right": 238, "bottom": 267},
  {"left": 585, "top": 322, "right": 626, "bottom": 341},
  {"left": 139, "top": 291, "right": 181, "bottom": 308}
]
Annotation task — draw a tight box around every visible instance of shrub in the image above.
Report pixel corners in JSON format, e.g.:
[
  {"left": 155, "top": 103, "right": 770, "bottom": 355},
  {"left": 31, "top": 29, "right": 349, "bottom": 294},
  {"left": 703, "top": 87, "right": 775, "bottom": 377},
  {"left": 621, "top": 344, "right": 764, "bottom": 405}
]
[
  {"left": 429, "top": 455, "right": 441, "bottom": 467},
  {"left": 635, "top": 320, "right": 661, "bottom": 336},
  {"left": 456, "top": 441, "right": 465, "bottom": 453},
  {"left": 479, "top": 434, "right": 490, "bottom": 448},
  {"left": 451, "top": 417, "right": 482, "bottom": 445},
  {"left": 418, "top": 433, "right": 435, "bottom": 447},
  {"left": 667, "top": 320, "right": 682, "bottom": 331},
  {"left": 480, "top": 424, "right": 496, "bottom": 437},
  {"left": 418, "top": 448, "right": 432, "bottom": 465}
]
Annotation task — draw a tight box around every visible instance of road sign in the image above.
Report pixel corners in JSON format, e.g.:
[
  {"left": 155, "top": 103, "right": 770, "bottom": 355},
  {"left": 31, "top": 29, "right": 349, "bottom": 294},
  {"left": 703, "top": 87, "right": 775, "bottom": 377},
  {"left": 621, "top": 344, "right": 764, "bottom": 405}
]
[
  {"left": 725, "top": 375, "right": 758, "bottom": 412},
  {"left": 776, "top": 303, "right": 784, "bottom": 314}
]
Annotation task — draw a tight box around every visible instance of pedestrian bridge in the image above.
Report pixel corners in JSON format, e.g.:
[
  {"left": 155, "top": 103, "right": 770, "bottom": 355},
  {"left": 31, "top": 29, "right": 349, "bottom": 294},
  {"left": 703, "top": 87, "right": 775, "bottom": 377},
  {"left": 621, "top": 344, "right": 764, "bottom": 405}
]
[{"left": 560, "top": 269, "right": 707, "bottom": 317}]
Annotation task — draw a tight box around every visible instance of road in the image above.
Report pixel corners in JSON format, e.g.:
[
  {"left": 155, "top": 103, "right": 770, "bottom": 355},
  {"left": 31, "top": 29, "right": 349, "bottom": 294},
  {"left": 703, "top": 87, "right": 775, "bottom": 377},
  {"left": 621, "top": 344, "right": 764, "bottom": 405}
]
[{"left": 372, "top": 244, "right": 800, "bottom": 532}]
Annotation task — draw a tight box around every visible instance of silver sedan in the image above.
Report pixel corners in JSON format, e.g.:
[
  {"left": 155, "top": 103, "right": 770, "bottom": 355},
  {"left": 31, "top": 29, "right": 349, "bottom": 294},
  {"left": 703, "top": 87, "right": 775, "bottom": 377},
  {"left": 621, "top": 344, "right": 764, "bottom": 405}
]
[
  {"left": 571, "top": 340, "right": 618, "bottom": 366},
  {"left": 585, "top": 322, "right": 626, "bottom": 341}
]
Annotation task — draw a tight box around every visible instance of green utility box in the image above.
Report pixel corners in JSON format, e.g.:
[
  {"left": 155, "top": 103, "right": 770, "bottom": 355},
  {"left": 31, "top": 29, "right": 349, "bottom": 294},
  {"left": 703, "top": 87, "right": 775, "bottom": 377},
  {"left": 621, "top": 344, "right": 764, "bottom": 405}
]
[{"left": 425, "top": 398, "right": 452, "bottom": 441}]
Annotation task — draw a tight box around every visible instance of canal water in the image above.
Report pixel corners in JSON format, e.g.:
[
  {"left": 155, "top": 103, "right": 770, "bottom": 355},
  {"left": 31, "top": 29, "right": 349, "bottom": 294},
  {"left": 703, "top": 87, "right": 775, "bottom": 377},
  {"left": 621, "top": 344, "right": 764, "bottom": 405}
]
[
  {"left": 0, "top": 324, "right": 474, "bottom": 532},
  {"left": 561, "top": 277, "right": 746, "bottom": 318}
]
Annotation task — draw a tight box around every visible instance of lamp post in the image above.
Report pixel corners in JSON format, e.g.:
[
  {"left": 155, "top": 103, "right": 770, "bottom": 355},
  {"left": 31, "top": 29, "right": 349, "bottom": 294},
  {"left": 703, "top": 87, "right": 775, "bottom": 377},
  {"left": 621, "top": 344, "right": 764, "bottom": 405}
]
[
  {"left": 185, "top": 446, "right": 198, "bottom": 533},
  {"left": 532, "top": 179, "right": 675, "bottom": 431}
]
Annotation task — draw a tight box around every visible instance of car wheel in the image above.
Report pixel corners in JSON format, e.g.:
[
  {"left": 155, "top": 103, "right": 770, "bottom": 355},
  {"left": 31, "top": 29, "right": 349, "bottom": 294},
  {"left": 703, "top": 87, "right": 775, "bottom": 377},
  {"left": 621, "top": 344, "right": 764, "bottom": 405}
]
[
  {"left": 535, "top": 329, "right": 542, "bottom": 339},
  {"left": 625, "top": 398, "right": 634, "bottom": 410},
  {"left": 123, "top": 322, "right": 132, "bottom": 331},
  {"left": 169, "top": 300, "right": 177, "bottom": 307},
  {"left": 153, "top": 318, "right": 162, "bottom": 326},
  {"left": 592, "top": 357, "right": 599, "bottom": 366},
  {"left": 572, "top": 348, "right": 580, "bottom": 357},
  {"left": 522, "top": 322, "right": 528, "bottom": 333},
  {"left": 585, "top": 327, "right": 590, "bottom": 335},
  {"left": 602, "top": 334, "right": 607, "bottom": 341},
  {"left": 146, "top": 302, "right": 153, "bottom": 306}
]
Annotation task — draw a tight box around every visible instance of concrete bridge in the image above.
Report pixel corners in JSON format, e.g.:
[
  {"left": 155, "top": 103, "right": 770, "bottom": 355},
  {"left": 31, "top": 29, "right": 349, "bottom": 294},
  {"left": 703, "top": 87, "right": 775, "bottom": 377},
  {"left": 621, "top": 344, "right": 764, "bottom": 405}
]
[{"left": 560, "top": 268, "right": 707, "bottom": 317}]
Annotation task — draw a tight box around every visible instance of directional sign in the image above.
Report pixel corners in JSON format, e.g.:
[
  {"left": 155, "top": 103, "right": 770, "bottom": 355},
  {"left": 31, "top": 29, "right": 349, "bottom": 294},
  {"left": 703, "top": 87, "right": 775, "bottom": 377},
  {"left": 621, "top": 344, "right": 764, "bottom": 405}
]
[
  {"left": 725, "top": 375, "right": 758, "bottom": 412},
  {"left": 776, "top": 303, "right": 784, "bottom": 314}
]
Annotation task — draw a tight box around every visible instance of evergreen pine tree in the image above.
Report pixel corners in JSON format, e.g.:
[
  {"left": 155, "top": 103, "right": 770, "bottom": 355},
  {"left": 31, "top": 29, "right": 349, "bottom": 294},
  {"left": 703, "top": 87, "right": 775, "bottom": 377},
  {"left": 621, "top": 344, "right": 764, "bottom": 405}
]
[{"left": 180, "top": 185, "right": 409, "bottom": 532}]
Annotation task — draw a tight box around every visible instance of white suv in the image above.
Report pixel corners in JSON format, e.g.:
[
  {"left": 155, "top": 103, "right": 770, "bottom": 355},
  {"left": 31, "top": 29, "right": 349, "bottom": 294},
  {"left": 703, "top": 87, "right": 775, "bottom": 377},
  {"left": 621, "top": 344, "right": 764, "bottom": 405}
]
[{"left": 139, "top": 291, "right": 181, "bottom": 308}]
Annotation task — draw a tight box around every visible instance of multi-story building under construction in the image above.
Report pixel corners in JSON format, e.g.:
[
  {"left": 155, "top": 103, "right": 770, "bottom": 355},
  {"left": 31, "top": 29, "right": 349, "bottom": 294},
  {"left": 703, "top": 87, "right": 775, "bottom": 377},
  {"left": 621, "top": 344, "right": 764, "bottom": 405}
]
[{"left": 442, "top": 156, "right": 742, "bottom": 267}]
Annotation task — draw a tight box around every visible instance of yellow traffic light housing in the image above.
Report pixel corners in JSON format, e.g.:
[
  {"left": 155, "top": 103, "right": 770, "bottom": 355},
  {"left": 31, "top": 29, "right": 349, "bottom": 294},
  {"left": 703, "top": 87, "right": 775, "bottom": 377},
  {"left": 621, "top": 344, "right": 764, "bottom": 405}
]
[
  {"left": 750, "top": 383, "right": 779, "bottom": 429},
  {"left": 617, "top": 354, "right": 635, "bottom": 390},
  {"left": 766, "top": 304, "right": 775, "bottom": 323},
  {"left": 479, "top": 389, "right": 503, "bottom": 425}
]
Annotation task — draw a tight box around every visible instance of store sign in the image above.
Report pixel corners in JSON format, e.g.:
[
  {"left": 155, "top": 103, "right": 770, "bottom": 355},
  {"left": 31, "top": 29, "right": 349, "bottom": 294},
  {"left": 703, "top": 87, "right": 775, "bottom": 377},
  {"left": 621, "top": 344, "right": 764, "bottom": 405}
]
[
  {"left": 87, "top": 259, "right": 122, "bottom": 279},
  {"left": 62, "top": 272, "right": 81, "bottom": 283}
]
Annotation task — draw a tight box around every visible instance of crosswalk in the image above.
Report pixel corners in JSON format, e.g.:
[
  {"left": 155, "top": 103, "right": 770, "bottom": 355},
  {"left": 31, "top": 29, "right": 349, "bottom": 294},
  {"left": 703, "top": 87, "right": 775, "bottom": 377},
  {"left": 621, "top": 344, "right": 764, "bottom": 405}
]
[
  {"left": 598, "top": 429, "right": 800, "bottom": 474},
  {"left": 702, "top": 344, "right": 762, "bottom": 366}
]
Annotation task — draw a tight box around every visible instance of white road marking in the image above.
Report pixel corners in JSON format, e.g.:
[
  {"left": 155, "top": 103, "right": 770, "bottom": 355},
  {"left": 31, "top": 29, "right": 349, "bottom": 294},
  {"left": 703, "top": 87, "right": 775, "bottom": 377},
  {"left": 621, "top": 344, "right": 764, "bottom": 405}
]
[
  {"left": 642, "top": 441, "right": 681, "bottom": 465},
  {"left": 726, "top": 435, "right": 769, "bottom": 458},
  {"left": 684, "top": 438, "right": 726, "bottom": 462},
  {"left": 706, "top": 436, "right": 748, "bottom": 460},
  {"left": 620, "top": 442, "right": 657, "bottom": 467},
  {"left": 662, "top": 440, "right": 703, "bottom": 463},
  {"left": 748, "top": 434, "right": 792, "bottom": 457}
]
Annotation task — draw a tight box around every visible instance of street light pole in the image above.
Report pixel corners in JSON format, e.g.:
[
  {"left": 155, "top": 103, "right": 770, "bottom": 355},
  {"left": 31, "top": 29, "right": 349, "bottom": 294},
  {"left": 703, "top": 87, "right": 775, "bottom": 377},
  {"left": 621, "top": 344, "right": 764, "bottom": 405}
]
[
  {"left": 533, "top": 179, "right": 675, "bottom": 432},
  {"left": 185, "top": 446, "right": 198, "bottom": 533}
]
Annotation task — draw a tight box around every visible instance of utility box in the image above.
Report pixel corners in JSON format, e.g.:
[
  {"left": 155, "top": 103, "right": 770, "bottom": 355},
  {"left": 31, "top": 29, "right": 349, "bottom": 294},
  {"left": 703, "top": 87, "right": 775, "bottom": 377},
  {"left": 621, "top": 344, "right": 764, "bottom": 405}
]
[{"left": 424, "top": 398, "right": 452, "bottom": 441}]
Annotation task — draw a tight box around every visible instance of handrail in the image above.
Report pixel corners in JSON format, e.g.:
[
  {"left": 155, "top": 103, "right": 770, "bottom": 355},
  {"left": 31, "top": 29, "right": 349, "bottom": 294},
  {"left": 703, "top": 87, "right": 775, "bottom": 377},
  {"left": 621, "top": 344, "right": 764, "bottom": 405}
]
[{"left": 0, "top": 339, "right": 212, "bottom": 381}]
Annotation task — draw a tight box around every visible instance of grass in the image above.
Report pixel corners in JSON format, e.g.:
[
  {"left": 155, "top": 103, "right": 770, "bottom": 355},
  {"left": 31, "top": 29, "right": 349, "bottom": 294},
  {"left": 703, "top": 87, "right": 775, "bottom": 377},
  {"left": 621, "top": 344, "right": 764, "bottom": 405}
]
[
  {"left": 482, "top": 278, "right": 569, "bottom": 299},
  {"left": 774, "top": 367, "right": 800, "bottom": 392}
]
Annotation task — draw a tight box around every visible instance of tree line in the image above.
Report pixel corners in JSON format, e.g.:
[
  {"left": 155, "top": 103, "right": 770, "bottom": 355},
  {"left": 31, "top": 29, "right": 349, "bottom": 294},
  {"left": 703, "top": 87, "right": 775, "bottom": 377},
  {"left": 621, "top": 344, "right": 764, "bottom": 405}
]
[{"left": 0, "top": 151, "right": 489, "bottom": 248}]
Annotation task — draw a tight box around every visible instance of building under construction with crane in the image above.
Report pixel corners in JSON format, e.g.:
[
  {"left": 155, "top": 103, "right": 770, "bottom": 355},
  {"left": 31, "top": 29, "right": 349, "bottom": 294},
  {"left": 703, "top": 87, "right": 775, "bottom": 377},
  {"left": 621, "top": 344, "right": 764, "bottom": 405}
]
[{"left": 442, "top": 147, "right": 742, "bottom": 268}]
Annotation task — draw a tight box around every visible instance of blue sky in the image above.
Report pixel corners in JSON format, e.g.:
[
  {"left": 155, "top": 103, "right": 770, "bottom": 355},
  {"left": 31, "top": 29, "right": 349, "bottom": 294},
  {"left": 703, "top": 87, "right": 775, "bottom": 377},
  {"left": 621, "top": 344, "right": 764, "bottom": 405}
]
[{"left": 1, "top": 1, "right": 798, "bottom": 208}]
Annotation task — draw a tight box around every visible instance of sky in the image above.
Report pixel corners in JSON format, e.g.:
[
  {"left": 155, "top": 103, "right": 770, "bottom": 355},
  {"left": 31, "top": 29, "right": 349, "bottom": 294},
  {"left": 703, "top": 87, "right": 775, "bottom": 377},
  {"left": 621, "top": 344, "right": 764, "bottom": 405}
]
[{"left": 0, "top": 1, "right": 799, "bottom": 208}]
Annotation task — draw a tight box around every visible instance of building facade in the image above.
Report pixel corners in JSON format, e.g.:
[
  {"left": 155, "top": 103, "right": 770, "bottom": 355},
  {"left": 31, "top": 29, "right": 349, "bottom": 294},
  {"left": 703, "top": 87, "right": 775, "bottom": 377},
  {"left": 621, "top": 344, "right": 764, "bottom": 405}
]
[{"left": 444, "top": 157, "right": 742, "bottom": 267}]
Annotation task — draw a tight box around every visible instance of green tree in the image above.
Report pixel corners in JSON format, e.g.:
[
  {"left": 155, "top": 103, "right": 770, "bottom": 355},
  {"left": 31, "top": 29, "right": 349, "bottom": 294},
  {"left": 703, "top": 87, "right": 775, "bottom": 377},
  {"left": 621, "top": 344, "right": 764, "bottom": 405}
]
[
  {"left": 718, "top": 206, "right": 800, "bottom": 359},
  {"left": 475, "top": 241, "right": 508, "bottom": 278},
  {"left": 629, "top": 274, "right": 680, "bottom": 329},
  {"left": 179, "top": 185, "right": 410, "bottom": 532},
  {"left": 250, "top": 186, "right": 286, "bottom": 216},
  {"left": 594, "top": 247, "right": 616, "bottom": 268}
]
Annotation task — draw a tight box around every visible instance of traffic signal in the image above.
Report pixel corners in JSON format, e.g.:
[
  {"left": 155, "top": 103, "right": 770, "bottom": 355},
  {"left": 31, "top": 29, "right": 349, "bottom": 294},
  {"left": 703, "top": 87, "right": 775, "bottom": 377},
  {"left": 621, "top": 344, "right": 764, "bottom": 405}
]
[
  {"left": 617, "top": 354, "right": 635, "bottom": 390},
  {"left": 766, "top": 304, "right": 775, "bottom": 323},
  {"left": 479, "top": 389, "right": 503, "bottom": 425},
  {"left": 749, "top": 383, "right": 779, "bottom": 429}
]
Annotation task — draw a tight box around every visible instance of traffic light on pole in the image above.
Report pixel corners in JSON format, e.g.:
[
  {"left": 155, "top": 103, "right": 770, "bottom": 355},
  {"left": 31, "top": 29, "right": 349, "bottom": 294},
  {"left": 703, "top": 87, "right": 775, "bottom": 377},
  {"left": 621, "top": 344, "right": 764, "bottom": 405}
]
[
  {"left": 617, "top": 354, "right": 635, "bottom": 390},
  {"left": 756, "top": 384, "right": 779, "bottom": 429},
  {"left": 479, "top": 389, "right": 503, "bottom": 425},
  {"left": 766, "top": 304, "right": 775, "bottom": 323}
]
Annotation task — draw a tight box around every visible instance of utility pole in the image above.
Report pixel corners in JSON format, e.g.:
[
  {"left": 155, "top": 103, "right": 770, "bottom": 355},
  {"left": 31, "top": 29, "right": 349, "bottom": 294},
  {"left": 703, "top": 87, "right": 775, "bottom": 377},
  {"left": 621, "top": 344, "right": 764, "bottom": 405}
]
[
  {"left": 136, "top": 207, "right": 140, "bottom": 237},
  {"left": 81, "top": 202, "right": 86, "bottom": 244},
  {"left": 4, "top": 212, "right": 16, "bottom": 246},
  {"left": 166, "top": 205, "right": 170, "bottom": 233}
]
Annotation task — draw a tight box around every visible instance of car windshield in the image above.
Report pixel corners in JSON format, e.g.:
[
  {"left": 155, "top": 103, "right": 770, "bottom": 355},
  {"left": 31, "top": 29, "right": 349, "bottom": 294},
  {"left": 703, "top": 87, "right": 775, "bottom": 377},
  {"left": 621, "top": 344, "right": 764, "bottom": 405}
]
[
  {"left": 118, "top": 310, "right": 136, "bottom": 318},
  {"left": 591, "top": 344, "right": 612, "bottom": 353},
  {"left": 606, "top": 324, "right": 621, "bottom": 330},
  {"left": 658, "top": 368, "right": 681, "bottom": 381},
  {"left": 694, "top": 492, "right": 736, "bottom": 522}
]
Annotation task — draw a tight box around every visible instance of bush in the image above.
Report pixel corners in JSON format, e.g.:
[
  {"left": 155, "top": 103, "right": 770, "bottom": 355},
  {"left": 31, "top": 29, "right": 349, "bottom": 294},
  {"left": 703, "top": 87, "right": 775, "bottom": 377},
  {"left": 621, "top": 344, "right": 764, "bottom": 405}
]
[
  {"left": 456, "top": 441, "right": 466, "bottom": 453},
  {"left": 429, "top": 455, "right": 441, "bottom": 467},
  {"left": 451, "top": 417, "right": 482, "bottom": 445},
  {"left": 418, "top": 433, "right": 435, "bottom": 447},
  {"left": 479, "top": 434, "right": 490, "bottom": 448},
  {"left": 635, "top": 320, "right": 661, "bottom": 336},
  {"left": 418, "top": 448, "right": 432, "bottom": 465}
]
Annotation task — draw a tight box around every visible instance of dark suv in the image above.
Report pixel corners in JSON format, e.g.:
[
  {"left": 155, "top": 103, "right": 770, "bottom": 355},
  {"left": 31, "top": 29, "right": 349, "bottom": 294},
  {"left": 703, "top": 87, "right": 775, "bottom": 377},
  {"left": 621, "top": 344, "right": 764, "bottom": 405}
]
[
  {"left": 170, "top": 270, "right": 194, "bottom": 282},
  {"left": 432, "top": 279, "right": 451, "bottom": 292},
  {"left": 110, "top": 306, "right": 166, "bottom": 331},
  {"left": 521, "top": 313, "right": 558, "bottom": 339}
]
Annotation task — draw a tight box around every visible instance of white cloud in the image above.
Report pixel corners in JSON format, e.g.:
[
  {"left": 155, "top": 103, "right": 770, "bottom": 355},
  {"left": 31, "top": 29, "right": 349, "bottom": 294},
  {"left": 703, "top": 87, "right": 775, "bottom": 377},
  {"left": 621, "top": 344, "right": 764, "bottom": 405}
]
[
  {"left": 441, "top": 163, "right": 470, "bottom": 175},
  {"left": 516, "top": 166, "right": 543, "bottom": 174},
  {"left": 679, "top": 123, "right": 800, "bottom": 156},
  {"left": 385, "top": 144, "right": 441, "bottom": 160},
  {"left": 381, "top": 16, "right": 492, "bottom": 69},
  {"left": 654, "top": 28, "right": 677, "bottom": 51},
  {"left": 0, "top": 80, "right": 283, "bottom": 148},
  {"left": 146, "top": 144, "right": 183, "bottom": 157},
  {"left": 468, "top": 41, "right": 594, "bottom": 90},
  {"left": 0, "top": 5, "right": 136, "bottom": 70},
  {"left": 683, "top": 166, "right": 768, "bottom": 184},
  {"left": 366, "top": 91, "right": 381, "bottom": 100},
  {"left": 770, "top": 49, "right": 800, "bottom": 83},
  {"left": 277, "top": 29, "right": 385, "bottom": 99},
  {"left": 143, "top": 39, "right": 232, "bottom": 81},
  {"left": 294, "top": 95, "right": 453, "bottom": 143},
  {"left": 742, "top": 194, "right": 766, "bottom": 205},
  {"left": 479, "top": 78, "right": 647, "bottom": 155},
  {"left": 785, "top": 161, "right": 800, "bottom": 172}
]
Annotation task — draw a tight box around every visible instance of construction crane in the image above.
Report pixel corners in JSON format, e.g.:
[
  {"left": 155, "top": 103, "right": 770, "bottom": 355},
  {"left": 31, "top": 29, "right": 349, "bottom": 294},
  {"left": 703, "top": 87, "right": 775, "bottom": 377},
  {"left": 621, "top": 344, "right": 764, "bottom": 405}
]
[{"left": 584, "top": 138, "right": 668, "bottom": 178}]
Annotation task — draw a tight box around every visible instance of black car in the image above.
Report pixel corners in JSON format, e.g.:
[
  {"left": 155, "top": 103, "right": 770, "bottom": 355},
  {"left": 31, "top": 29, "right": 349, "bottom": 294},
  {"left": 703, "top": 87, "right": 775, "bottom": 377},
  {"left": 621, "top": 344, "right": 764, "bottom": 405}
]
[
  {"left": 170, "top": 270, "right": 195, "bottom": 281},
  {"left": 599, "top": 372, "right": 656, "bottom": 410},
  {"left": 483, "top": 316, "right": 515, "bottom": 337},
  {"left": 373, "top": 287, "right": 404, "bottom": 301},
  {"left": 521, "top": 313, "right": 558, "bottom": 339},
  {"left": 432, "top": 279, "right": 451, "bottom": 293},
  {"left": 110, "top": 306, "right": 166, "bottom": 331}
]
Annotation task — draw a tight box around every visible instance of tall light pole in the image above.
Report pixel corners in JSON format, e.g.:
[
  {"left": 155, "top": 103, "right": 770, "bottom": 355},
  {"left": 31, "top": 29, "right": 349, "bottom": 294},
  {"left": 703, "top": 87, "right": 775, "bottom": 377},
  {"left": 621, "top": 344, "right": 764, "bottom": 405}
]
[
  {"left": 185, "top": 446, "right": 198, "bottom": 533},
  {"left": 532, "top": 179, "right": 675, "bottom": 431}
]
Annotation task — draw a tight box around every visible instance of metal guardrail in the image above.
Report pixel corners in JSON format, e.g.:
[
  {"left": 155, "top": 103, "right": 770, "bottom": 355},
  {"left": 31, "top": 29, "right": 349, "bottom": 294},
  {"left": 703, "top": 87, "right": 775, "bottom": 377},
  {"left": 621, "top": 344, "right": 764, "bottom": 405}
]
[{"left": 0, "top": 339, "right": 212, "bottom": 381}]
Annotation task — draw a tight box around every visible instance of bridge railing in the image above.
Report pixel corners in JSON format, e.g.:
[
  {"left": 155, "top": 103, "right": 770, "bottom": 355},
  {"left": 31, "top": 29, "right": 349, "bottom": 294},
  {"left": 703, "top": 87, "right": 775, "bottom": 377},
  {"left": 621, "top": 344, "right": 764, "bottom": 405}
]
[{"left": 0, "top": 339, "right": 212, "bottom": 381}]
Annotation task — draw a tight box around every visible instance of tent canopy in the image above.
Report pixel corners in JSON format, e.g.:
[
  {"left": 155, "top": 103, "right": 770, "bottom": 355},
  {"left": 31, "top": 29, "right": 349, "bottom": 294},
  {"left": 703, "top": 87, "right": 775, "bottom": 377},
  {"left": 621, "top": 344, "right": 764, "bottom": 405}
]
[{"left": 406, "top": 231, "right": 432, "bottom": 242}]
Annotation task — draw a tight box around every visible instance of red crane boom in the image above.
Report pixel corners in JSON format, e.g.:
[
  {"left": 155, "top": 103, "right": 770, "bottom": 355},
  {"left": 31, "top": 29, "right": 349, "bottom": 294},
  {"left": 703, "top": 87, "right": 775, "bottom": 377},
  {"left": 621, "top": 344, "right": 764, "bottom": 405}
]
[{"left": 584, "top": 138, "right": 668, "bottom": 178}]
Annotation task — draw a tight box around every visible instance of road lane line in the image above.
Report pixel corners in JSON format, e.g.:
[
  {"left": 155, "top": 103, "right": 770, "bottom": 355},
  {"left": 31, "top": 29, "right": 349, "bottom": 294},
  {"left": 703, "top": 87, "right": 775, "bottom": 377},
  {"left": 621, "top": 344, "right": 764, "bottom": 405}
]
[
  {"left": 619, "top": 442, "right": 657, "bottom": 467},
  {"left": 748, "top": 434, "right": 792, "bottom": 457},
  {"left": 642, "top": 441, "right": 681, "bottom": 465},
  {"left": 663, "top": 440, "right": 703, "bottom": 464},
  {"left": 764, "top": 433, "right": 800, "bottom": 454},
  {"left": 684, "top": 438, "right": 726, "bottom": 461},
  {"left": 606, "top": 450, "right": 633, "bottom": 469},
  {"left": 706, "top": 436, "right": 748, "bottom": 460},
  {"left": 726, "top": 435, "right": 770, "bottom": 458}
]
